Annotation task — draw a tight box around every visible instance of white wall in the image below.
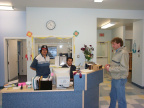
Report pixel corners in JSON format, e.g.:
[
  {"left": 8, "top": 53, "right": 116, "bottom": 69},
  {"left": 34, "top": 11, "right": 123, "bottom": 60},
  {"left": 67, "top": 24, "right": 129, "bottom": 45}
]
[
  {"left": 97, "top": 30, "right": 112, "bottom": 42},
  {"left": 142, "top": 21, "right": 144, "bottom": 86},
  {"left": 125, "top": 30, "right": 133, "bottom": 39},
  {"left": 125, "top": 30, "right": 133, "bottom": 52},
  {"left": 112, "top": 26, "right": 126, "bottom": 45},
  {"left": 0, "top": 11, "right": 26, "bottom": 86},
  {"left": 26, "top": 8, "right": 144, "bottom": 86},
  {"left": 26, "top": 8, "right": 97, "bottom": 81},
  {"left": 132, "top": 20, "right": 143, "bottom": 86},
  {"left": 0, "top": 8, "right": 143, "bottom": 87}
]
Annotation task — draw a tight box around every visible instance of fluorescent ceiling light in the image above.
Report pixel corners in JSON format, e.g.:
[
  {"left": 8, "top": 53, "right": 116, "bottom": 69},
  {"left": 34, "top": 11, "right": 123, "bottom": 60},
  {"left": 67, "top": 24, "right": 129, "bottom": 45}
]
[
  {"left": 0, "top": 6, "right": 14, "bottom": 10},
  {"left": 101, "top": 22, "right": 115, "bottom": 29},
  {"left": 94, "top": 0, "right": 103, "bottom": 2}
]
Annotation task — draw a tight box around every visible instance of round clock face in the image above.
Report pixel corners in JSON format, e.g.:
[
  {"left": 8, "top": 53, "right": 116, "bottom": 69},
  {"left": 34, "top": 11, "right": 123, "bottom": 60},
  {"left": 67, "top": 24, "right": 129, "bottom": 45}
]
[{"left": 46, "top": 20, "right": 56, "bottom": 30}]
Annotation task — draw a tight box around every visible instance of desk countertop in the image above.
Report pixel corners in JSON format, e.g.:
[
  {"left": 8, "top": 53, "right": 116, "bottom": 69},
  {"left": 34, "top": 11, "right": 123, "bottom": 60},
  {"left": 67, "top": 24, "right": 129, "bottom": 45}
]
[
  {"left": 74, "top": 69, "right": 102, "bottom": 74},
  {"left": 1, "top": 69, "right": 103, "bottom": 93},
  {"left": 1, "top": 85, "right": 74, "bottom": 93}
]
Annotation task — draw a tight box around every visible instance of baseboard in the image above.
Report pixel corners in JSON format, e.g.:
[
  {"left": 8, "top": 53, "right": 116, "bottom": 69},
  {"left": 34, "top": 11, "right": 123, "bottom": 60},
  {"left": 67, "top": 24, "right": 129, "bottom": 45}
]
[
  {"left": 132, "top": 82, "right": 144, "bottom": 89},
  {"left": 0, "top": 86, "right": 4, "bottom": 89}
]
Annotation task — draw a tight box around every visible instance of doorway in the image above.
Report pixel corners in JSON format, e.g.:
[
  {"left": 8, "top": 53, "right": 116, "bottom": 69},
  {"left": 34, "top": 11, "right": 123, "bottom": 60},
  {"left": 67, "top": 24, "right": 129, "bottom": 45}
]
[
  {"left": 97, "top": 18, "right": 138, "bottom": 83},
  {"left": 4, "top": 38, "right": 27, "bottom": 83},
  {"left": 97, "top": 42, "right": 110, "bottom": 67}
]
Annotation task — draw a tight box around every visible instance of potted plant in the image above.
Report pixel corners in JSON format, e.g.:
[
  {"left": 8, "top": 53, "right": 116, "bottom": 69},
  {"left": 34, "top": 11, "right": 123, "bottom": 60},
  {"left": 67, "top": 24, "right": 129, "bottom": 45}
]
[{"left": 81, "top": 45, "right": 94, "bottom": 68}]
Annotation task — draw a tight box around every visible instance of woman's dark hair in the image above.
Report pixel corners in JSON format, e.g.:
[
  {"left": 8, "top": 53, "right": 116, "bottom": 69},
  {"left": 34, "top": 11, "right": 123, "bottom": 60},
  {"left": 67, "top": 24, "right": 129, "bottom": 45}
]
[{"left": 111, "top": 37, "right": 123, "bottom": 47}]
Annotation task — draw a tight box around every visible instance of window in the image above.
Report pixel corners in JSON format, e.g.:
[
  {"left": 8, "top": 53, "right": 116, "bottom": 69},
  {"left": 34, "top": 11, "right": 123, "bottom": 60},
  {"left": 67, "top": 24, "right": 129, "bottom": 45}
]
[{"left": 38, "top": 46, "right": 57, "bottom": 59}]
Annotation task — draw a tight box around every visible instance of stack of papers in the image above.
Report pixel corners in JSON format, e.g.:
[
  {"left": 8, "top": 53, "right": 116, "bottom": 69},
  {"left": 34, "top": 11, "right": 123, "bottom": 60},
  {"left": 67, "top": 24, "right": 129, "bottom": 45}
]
[
  {"left": 4, "top": 79, "right": 18, "bottom": 88},
  {"left": 8, "top": 79, "right": 18, "bottom": 85}
]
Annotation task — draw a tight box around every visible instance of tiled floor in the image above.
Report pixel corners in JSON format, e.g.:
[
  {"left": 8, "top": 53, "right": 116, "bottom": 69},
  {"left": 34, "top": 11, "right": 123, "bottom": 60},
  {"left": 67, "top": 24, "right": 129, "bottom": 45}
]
[
  {"left": 0, "top": 73, "right": 144, "bottom": 108},
  {"left": 100, "top": 73, "right": 144, "bottom": 108},
  {"left": 0, "top": 91, "right": 1, "bottom": 108}
]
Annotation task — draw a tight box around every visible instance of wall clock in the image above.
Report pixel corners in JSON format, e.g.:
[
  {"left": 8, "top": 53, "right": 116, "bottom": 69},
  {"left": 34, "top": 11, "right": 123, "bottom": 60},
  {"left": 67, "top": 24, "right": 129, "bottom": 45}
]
[{"left": 46, "top": 20, "right": 56, "bottom": 30}]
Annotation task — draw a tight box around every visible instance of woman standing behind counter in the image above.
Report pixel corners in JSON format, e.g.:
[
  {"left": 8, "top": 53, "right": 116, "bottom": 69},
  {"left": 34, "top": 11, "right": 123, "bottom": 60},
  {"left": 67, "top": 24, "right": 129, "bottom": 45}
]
[{"left": 30, "top": 45, "right": 50, "bottom": 78}]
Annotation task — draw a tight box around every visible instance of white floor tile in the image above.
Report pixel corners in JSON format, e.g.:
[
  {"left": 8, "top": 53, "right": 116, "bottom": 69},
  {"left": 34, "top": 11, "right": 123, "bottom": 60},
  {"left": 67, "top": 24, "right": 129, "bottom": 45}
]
[
  {"left": 126, "top": 95, "right": 141, "bottom": 99},
  {"left": 125, "top": 87, "right": 134, "bottom": 89},
  {"left": 100, "top": 83, "right": 108, "bottom": 85},
  {"left": 141, "top": 104, "right": 144, "bottom": 107},
  {"left": 100, "top": 97, "right": 105, "bottom": 101},
  {"left": 0, "top": 100, "right": 1, "bottom": 106},
  {"left": 127, "top": 104, "right": 135, "bottom": 108},
  {"left": 106, "top": 100, "right": 110, "bottom": 104},
  {"left": 103, "top": 87, "right": 111, "bottom": 90},
  {"left": 100, "top": 105, "right": 109, "bottom": 108},
  {"left": 126, "top": 99, "right": 139, "bottom": 104}
]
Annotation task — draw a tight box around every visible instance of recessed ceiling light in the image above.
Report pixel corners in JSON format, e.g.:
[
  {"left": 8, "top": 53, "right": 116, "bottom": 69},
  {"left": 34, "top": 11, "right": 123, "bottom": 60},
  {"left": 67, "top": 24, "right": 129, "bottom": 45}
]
[
  {"left": 94, "top": 0, "right": 103, "bottom": 2},
  {"left": 0, "top": 6, "right": 14, "bottom": 10},
  {"left": 59, "top": 45, "right": 63, "bottom": 48}
]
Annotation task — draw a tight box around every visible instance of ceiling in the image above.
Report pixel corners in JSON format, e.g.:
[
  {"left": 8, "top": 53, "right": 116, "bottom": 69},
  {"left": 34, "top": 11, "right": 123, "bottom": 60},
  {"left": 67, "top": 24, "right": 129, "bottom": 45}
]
[
  {"left": 97, "top": 18, "right": 140, "bottom": 30},
  {"left": 0, "top": 0, "right": 143, "bottom": 30},
  {"left": 0, "top": 0, "right": 144, "bottom": 11}
]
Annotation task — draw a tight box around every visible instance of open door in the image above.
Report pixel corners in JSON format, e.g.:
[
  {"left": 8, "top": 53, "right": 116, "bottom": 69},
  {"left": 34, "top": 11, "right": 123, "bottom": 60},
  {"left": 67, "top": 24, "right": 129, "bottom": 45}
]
[
  {"left": 7, "top": 40, "right": 18, "bottom": 81},
  {"left": 18, "top": 40, "right": 27, "bottom": 75}
]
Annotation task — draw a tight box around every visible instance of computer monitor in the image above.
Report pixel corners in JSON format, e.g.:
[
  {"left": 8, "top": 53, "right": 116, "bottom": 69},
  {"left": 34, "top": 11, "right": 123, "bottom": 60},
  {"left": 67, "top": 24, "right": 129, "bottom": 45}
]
[
  {"left": 52, "top": 68, "right": 70, "bottom": 87},
  {"left": 53, "top": 68, "right": 70, "bottom": 74}
]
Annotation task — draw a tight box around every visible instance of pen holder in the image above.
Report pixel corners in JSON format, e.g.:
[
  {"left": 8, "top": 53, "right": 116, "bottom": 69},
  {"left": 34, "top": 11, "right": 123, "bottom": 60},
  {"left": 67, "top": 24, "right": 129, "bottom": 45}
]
[{"left": 88, "top": 64, "right": 92, "bottom": 70}]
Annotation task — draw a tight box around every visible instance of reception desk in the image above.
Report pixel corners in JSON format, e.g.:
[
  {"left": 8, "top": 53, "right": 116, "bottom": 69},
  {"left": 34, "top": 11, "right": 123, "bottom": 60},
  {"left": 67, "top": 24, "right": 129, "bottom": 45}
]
[{"left": 2, "top": 69, "right": 103, "bottom": 108}]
